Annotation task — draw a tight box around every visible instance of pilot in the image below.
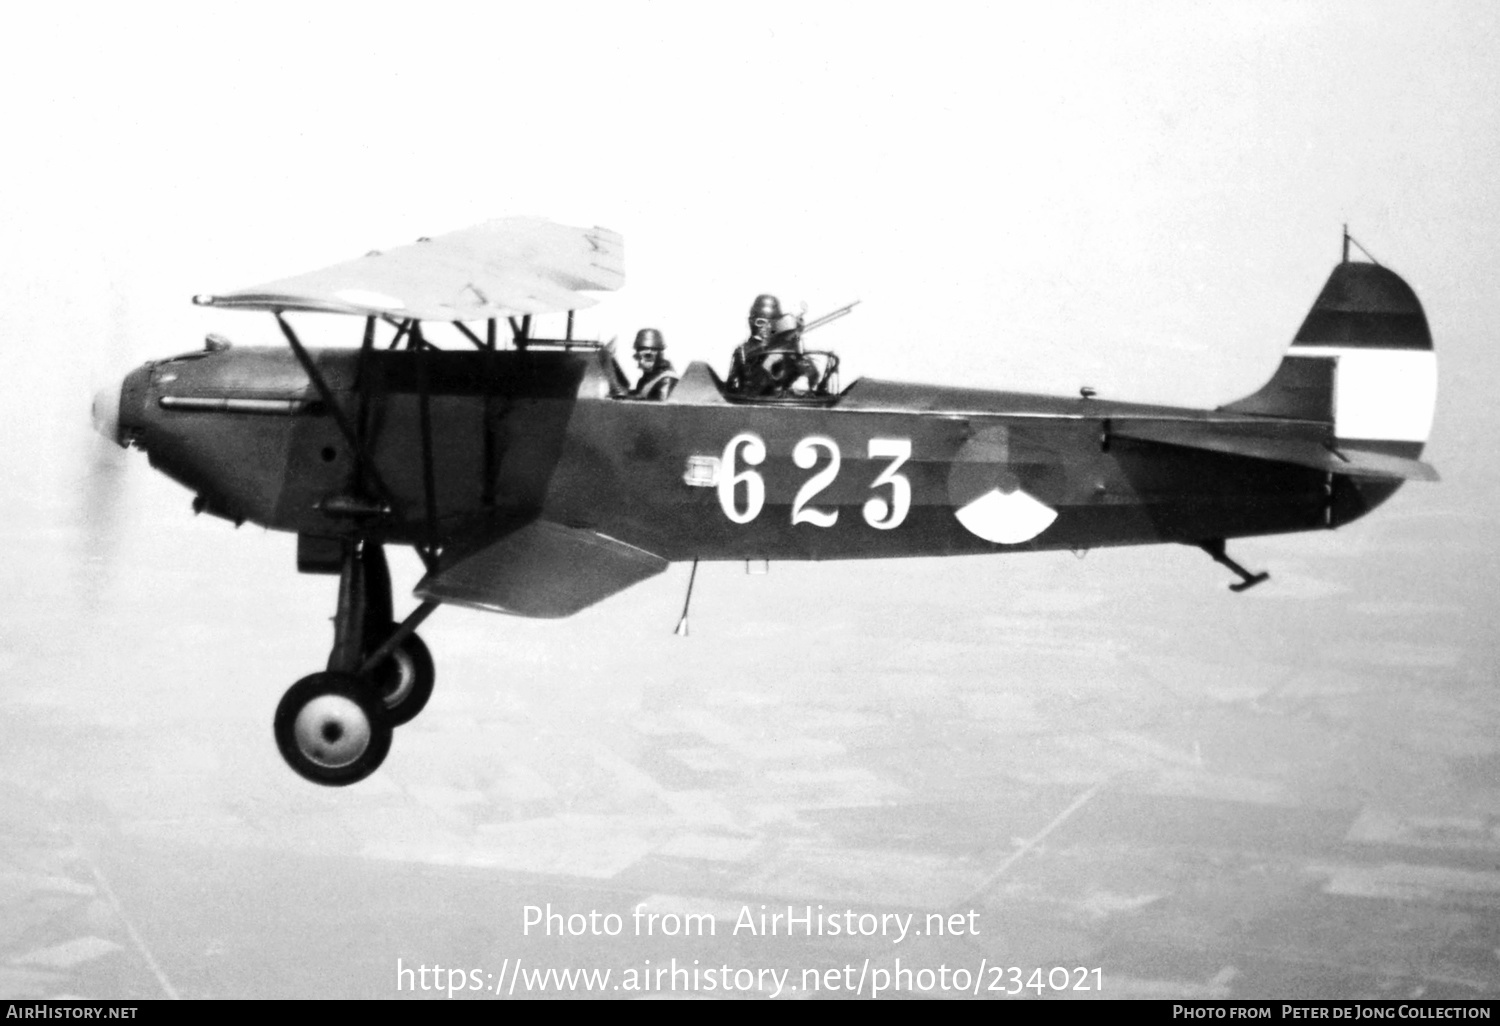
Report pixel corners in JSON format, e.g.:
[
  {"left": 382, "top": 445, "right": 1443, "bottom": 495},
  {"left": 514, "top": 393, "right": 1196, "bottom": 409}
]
[{"left": 629, "top": 328, "right": 678, "bottom": 400}]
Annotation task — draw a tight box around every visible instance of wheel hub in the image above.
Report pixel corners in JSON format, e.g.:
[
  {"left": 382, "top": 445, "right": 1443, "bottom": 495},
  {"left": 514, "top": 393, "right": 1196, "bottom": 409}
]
[
  {"left": 381, "top": 648, "right": 416, "bottom": 708},
  {"left": 293, "top": 694, "right": 372, "bottom": 769}
]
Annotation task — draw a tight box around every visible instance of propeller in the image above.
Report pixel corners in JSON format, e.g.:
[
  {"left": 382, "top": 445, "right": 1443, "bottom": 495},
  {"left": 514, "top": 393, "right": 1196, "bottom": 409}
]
[
  {"left": 75, "top": 385, "right": 130, "bottom": 613},
  {"left": 76, "top": 290, "right": 134, "bottom": 612}
]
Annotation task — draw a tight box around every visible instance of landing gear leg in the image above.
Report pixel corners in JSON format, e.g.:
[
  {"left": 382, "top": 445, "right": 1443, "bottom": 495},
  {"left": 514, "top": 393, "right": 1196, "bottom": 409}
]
[
  {"left": 1197, "top": 538, "right": 1270, "bottom": 593},
  {"left": 324, "top": 542, "right": 436, "bottom": 726},
  {"left": 274, "top": 540, "right": 436, "bottom": 785},
  {"left": 325, "top": 538, "right": 390, "bottom": 676}
]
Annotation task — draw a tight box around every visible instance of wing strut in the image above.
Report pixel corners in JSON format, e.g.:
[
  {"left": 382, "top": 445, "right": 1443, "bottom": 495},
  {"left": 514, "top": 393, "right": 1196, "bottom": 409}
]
[
  {"left": 452, "top": 321, "right": 486, "bottom": 349},
  {"left": 386, "top": 320, "right": 413, "bottom": 349},
  {"left": 509, "top": 315, "right": 532, "bottom": 349},
  {"left": 482, "top": 318, "right": 499, "bottom": 509},
  {"left": 275, "top": 313, "right": 397, "bottom": 513},
  {"left": 352, "top": 316, "right": 378, "bottom": 497},
  {"left": 410, "top": 321, "right": 440, "bottom": 569}
]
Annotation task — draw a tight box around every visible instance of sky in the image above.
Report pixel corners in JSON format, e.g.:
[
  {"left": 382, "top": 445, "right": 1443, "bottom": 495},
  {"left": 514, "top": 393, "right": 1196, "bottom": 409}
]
[
  {"left": 1, "top": 1, "right": 1498, "bottom": 1000},
  {"left": 5, "top": 1, "right": 1498, "bottom": 502},
  {"left": 4, "top": 7, "right": 1495, "bottom": 368}
]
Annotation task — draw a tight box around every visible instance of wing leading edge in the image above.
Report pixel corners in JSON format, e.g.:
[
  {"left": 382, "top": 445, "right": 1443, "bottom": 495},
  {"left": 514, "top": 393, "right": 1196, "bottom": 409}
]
[
  {"left": 415, "top": 520, "right": 668, "bottom": 618},
  {"left": 195, "top": 217, "right": 624, "bottom": 321}
]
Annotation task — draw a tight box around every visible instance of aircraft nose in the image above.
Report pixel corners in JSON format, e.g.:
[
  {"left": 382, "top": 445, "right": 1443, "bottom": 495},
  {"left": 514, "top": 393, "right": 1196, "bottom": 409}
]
[{"left": 91, "top": 382, "right": 123, "bottom": 447}]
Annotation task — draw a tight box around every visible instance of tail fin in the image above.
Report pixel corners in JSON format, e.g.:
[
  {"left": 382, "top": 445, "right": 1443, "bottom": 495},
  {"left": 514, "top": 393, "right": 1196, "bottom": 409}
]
[
  {"left": 1222, "top": 256, "right": 1438, "bottom": 523},
  {"left": 1221, "top": 352, "right": 1336, "bottom": 422},
  {"left": 1224, "top": 259, "right": 1436, "bottom": 451}
]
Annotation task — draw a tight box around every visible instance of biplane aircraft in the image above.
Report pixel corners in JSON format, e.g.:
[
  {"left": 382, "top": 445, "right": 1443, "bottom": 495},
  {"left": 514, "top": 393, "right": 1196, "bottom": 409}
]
[{"left": 91, "top": 219, "right": 1438, "bottom": 786}]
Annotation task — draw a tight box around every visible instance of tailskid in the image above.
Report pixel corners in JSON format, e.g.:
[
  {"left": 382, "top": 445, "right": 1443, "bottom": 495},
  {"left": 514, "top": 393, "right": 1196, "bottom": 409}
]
[{"left": 1197, "top": 539, "right": 1270, "bottom": 593}]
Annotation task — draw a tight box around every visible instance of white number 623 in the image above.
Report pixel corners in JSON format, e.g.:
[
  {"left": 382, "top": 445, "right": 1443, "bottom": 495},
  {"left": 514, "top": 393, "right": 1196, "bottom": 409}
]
[{"left": 716, "top": 434, "right": 911, "bottom": 530}]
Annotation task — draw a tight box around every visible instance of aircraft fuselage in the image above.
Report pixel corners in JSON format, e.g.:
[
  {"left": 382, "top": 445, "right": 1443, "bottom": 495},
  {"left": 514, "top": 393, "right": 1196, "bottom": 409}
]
[{"left": 114, "top": 344, "right": 1391, "bottom": 565}]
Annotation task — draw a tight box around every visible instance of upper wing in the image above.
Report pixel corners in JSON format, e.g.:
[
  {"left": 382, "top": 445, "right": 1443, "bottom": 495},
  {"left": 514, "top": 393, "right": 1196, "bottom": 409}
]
[
  {"left": 194, "top": 217, "right": 624, "bottom": 321},
  {"left": 415, "top": 519, "right": 668, "bottom": 618},
  {"left": 1113, "top": 420, "right": 1439, "bottom": 481}
]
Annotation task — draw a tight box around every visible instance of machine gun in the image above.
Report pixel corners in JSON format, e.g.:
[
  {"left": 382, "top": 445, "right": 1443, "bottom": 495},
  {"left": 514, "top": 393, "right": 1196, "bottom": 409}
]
[
  {"left": 730, "top": 300, "right": 860, "bottom": 400},
  {"left": 772, "top": 300, "right": 859, "bottom": 396},
  {"left": 799, "top": 299, "right": 861, "bottom": 336}
]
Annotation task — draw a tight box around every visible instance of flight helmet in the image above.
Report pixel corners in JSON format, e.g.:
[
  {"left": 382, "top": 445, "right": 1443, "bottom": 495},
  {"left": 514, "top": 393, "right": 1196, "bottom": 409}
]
[
  {"left": 749, "top": 294, "right": 781, "bottom": 339},
  {"left": 633, "top": 328, "right": 665, "bottom": 352}
]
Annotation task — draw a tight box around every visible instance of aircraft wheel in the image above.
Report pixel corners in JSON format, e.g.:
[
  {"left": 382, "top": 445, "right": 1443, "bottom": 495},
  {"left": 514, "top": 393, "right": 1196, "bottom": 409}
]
[
  {"left": 369, "top": 629, "right": 435, "bottom": 727},
  {"left": 273, "top": 672, "right": 392, "bottom": 786}
]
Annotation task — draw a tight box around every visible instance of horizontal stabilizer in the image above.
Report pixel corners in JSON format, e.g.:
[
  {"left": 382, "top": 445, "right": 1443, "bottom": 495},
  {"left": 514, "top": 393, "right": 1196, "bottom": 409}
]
[
  {"left": 1113, "top": 421, "right": 1439, "bottom": 481},
  {"left": 195, "top": 217, "right": 624, "bottom": 321},
  {"left": 416, "top": 520, "right": 667, "bottom": 618}
]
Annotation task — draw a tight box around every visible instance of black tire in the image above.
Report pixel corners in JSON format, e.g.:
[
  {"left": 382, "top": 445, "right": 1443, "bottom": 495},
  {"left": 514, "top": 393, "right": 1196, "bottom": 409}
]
[
  {"left": 369, "top": 629, "right": 435, "bottom": 727},
  {"left": 273, "top": 671, "right": 392, "bottom": 786}
]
